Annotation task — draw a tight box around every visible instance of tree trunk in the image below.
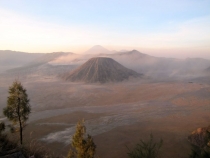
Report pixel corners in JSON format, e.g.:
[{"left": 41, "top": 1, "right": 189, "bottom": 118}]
[
  {"left": 19, "top": 118, "right": 23, "bottom": 145},
  {"left": 17, "top": 97, "right": 23, "bottom": 145}
]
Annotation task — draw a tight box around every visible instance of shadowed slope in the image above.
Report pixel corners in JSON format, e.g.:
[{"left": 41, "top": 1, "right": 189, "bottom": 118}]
[{"left": 61, "top": 57, "right": 141, "bottom": 83}]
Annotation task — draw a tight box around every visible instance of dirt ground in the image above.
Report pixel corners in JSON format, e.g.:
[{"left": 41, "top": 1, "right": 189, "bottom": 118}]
[{"left": 0, "top": 76, "right": 210, "bottom": 158}]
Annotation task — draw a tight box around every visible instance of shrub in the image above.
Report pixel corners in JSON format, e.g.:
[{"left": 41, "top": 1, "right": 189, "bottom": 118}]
[{"left": 127, "top": 134, "right": 163, "bottom": 158}]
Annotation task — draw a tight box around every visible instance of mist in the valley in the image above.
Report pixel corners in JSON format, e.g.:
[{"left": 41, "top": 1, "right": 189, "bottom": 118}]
[
  {"left": 1, "top": 0, "right": 210, "bottom": 156},
  {"left": 1, "top": 45, "right": 210, "bottom": 79},
  {"left": 47, "top": 46, "right": 210, "bottom": 80},
  {"left": 1, "top": 45, "right": 210, "bottom": 158}
]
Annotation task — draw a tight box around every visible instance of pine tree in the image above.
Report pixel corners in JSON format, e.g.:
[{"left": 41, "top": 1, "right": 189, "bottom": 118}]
[
  {"left": 67, "top": 120, "right": 96, "bottom": 158},
  {"left": 3, "top": 80, "right": 31, "bottom": 145}
]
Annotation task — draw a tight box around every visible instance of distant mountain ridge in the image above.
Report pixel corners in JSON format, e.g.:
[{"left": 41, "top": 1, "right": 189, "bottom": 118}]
[
  {"left": 107, "top": 50, "right": 210, "bottom": 79},
  {"left": 61, "top": 57, "right": 141, "bottom": 83},
  {"left": 1, "top": 47, "right": 210, "bottom": 80},
  {"left": 0, "top": 50, "right": 43, "bottom": 65},
  {"left": 0, "top": 50, "right": 44, "bottom": 73},
  {"left": 1, "top": 51, "right": 74, "bottom": 76},
  {"left": 26, "top": 52, "right": 72, "bottom": 67}
]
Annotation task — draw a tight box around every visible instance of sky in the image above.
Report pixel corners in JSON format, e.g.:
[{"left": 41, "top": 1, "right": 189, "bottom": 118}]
[{"left": 0, "top": 0, "right": 210, "bottom": 59}]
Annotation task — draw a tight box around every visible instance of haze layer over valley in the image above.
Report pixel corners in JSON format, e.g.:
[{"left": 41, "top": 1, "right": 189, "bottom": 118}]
[
  {"left": 0, "top": 46, "right": 210, "bottom": 157},
  {"left": 1, "top": 46, "right": 210, "bottom": 80}
]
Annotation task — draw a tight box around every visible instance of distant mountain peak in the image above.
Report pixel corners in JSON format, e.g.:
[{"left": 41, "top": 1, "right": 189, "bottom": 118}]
[
  {"left": 92, "top": 45, "right": 105, "bottom": 48},
  {"left": 84, "top": 45, "right": 111, "bottom": 54}
]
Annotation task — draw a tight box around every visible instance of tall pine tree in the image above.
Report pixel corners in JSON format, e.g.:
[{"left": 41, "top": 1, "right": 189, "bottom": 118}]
[{"left": 3, "top": 80, "right": 31, "bottom": 145}]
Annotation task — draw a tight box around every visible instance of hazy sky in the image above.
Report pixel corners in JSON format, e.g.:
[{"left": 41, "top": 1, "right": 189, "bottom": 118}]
[{"left": 0, "top": 0, "right": 210, "bottom": 58}]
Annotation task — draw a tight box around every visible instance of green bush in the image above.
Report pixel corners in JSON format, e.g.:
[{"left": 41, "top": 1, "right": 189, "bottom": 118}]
[{"left": 127, "top": 134, "right": 163, "bottom": 158}]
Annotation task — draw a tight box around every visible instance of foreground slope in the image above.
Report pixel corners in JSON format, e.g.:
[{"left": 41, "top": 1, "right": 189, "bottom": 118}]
[{"left": 61, "top": 57, "right": 141, "bottom": 83}]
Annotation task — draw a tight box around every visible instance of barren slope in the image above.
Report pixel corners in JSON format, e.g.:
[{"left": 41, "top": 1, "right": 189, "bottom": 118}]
[{"left": 61, "top": 57, "right": 141, "bottom": 83}]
